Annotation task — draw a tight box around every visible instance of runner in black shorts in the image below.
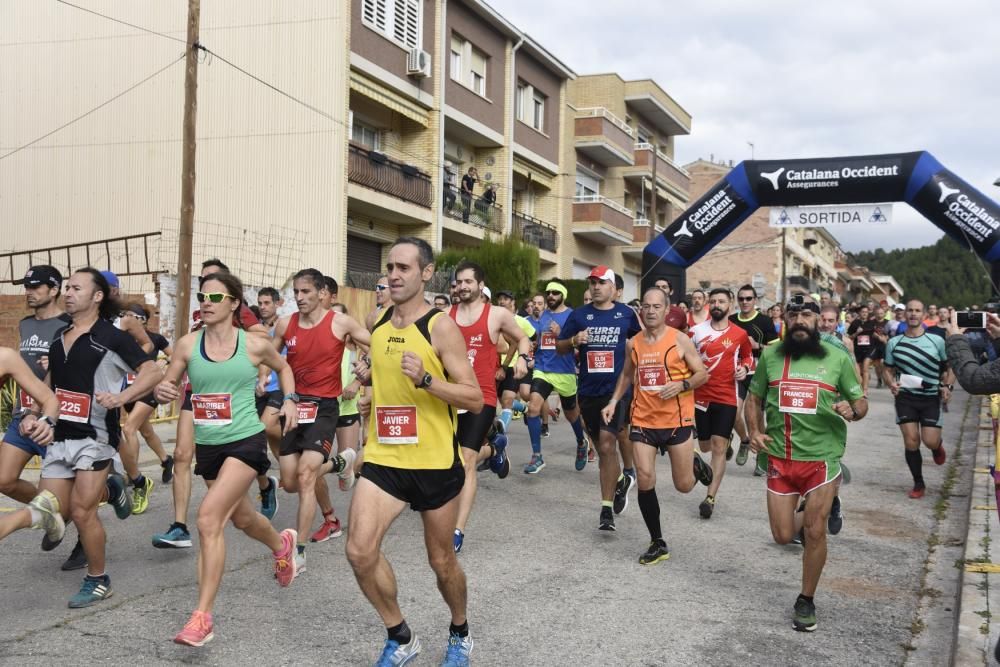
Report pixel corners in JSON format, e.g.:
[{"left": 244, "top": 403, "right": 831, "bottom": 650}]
[{"left": 729, "top": 285, "right": 778, "bottom": 466}]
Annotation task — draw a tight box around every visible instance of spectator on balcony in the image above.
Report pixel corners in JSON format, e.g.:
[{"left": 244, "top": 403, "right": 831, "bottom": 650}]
[
  {"left": 477, "top": 183, "right": 497, "bottom": 223},
  {"left": 461, "top": 167, "right": 478, "bottom": 224},
  {"left": 443, "top": 161, "right": 457, "bottom": 211}
]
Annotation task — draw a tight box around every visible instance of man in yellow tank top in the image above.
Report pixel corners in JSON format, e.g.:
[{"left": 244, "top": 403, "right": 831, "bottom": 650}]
[{"left": 346, "top": 237, "right": 483, "bottom": 666}]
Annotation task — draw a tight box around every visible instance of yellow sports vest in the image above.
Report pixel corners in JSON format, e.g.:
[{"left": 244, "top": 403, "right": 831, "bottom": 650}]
[{"left": 365, "top": 307, "right": 461, "bottom": 470}]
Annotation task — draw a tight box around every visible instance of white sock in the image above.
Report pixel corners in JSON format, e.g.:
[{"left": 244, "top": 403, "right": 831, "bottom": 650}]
[{"left": 28, "top": 506, "right": 42, "bottom": 527}]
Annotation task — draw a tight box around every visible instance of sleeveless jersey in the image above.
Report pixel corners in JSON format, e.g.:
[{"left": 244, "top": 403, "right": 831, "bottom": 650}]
[
  {"left": 449, "top": 303, "right": 498, "bottom": 405},
  {"left": 186, "top": 329, "right": 263, "bottom": 445},
  {"left": 339, "top": 349, "right": 360, "bottom": 417},
  {"left": 365, "top": 307, "right": 460, "bottom": 470},
  {"left": 689, "top": 320, "right": 753, "bottom": 407},
  {"left": 283, "top": 309, "right": 344, "bottom": 398},
  {"left": 630, "top": 327, "right": 694, "bottom": 429}
]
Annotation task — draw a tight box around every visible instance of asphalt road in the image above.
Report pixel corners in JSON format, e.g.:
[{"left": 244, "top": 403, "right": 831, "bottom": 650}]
[{"left": 0, "top": 386, "right": 977, "bottom": 666}]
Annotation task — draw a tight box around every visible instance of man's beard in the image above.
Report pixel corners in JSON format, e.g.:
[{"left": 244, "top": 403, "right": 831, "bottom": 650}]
[
  {"left": 710, "top": 307, "right": 727, "bottom": 322},
  {"left": 781, "top": 324, "right": 825, "bottom": 360}
]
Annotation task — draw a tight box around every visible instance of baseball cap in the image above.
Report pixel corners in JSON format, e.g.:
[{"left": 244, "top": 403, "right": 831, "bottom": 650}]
[
  {"left": 588, "top": 265, "right": 615, "bottom": 282},
  {"left": 893, "top": 303, "right": 905, "bottom": 311},
  {"left": 496, "top": 289, "right": 514, "bottom": 300},
  {"left": 125, "top": 303, "right": 147, "bottom": 319},
  {"left": 482, "top": 286, "right": 492, "bottom": 300},
  {"left": 14, "top": 265, "right": 63, "bottom": 288},
  {"left": 100, "top": 270, "right": 120, "bottom": 288}
]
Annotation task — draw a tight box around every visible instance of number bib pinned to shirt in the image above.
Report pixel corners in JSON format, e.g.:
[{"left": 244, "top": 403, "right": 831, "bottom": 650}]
[
  {"left": 778, "top": 382, "right": 818, "bottom": 414},
  {"left": 586, "top": 350, "right": 614, "bottom": 373},
  {"left": 856, "top": 335, "right": 870, "bottom": 347},
  {"left": 18, "top": 391, "right": 35, "bottom": 411},
  {"left": 539, "top": 332, "right": 556, "bottom": 350},
  {"left": 376, "top": 406, "right": 418, "bottom": 444},
  {"left": 296, "top": 401, "right": 318, "bottom": 424},
  {"left": 56, "top": 388, "right": 92, "bottom": 423},
  {"left": 191, "top": 393, "right": 233, "bottom": 425},
  {"left": 638, "top": 365, "right": 667, "bottom": 391}
]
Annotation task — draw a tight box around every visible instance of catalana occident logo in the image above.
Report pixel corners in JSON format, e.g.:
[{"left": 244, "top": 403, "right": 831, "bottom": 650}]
[
  {"left": 759, "top": 163, "right": 901, "bottom": 192},
  {"left": 934, "top": 178, "right": 999, "bottom": 244},
  {"left": 673, "top": 184, "right": 740, "bottom": 239}
]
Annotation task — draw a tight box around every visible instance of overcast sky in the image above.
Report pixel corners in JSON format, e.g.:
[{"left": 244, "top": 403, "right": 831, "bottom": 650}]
[{"left": 498, "top": 0, "right": 1000, "bottom": 253}]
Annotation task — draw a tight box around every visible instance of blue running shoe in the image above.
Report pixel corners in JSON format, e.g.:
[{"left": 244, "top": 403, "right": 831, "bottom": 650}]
[
  {"left": 375, "top": 635, "right": 421, "bottom": 666},
  {"left": 523, "top": 454, "right": 545, "bottom": 474},
  {"left": 489, "top": 433, "right": 509, "bottom": 479},
  {"left": 440, "top": 632, "right": 473, "bottom": 666},
  {"left": 105, "top": 473, "right": 132, "bottom": 520},
  {"left": 575, "top": 439, "right": 588, "bottom": 471},
  {"left": 152, "top": 522, "right": 193, "bottom": 549},
  {"left": 260, "top": 475, "right": 279, "bottom": 521},
  {"left": 68, "top": 574, "right": 113, "bottom": 608},
  {"left": 453, "top": 529, "right": 464, "bottom": 553}
]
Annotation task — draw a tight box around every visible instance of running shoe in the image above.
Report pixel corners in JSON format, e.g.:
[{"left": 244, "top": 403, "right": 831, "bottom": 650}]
[
  {"left": 41, "top": 528, "right": 64, "bottom": 552},
  {"left": 68, "top": 574, "right": 113, "bottom": 608},
  {"left": 575, "top": 439, "right": 588, "bottom": 471},
  {"left": 828, "top": 496, "right": 843, "bottom": 535},
  {"left": 29, "top": 490, "right": 65, "bottom": 546},
  {"left": 753, "top": 451, "right": 768, "bottom": 477},
  {"left": 153, "top": 522, "right": 193, "bottom": 549},
  {"left": 613, "top": 473, "right": 634, "bottom": 515},
  {"left": 932, "top": 444, "right": 947, "bottom": 466},
  {"left": 693, "top": 455, "right": 713, "bottom": 487},
  {"left": 725, "top": 439, "right": 734, "bottom": 461},
  {"left": 792, "top": 596, "right": 817, "bottom": 632},
  {"left": 441, "top": 632, "right": 474, "bottom": 667},
  {"left": 105, "top": 473, "right": 132, "bottom": 520},
  {"left": 375, "top": 635, "right": 422, "bottom": 666},
  {"left": 599, "top": 506, "right": 615, "bottom": 531},
  {"left": 735, "top": 440, "right": 750, "bottom": 466},
  {"left": 294, "top": 551, "right": 306, "bottom": 577},
  {"left": 310, "top": 517, "right": 342, "bottom": 543},
  {"left": 161, "top": 455, "right": 175, "bottom": 484},
  {"left": 524, "top": 454, "right": 545, "bottom": 474},
  {"left": 174, "top": 610, "right": 214, "bottom": 647},
  {"left": 489, "top": 434, "right": 510, "bottom": 479},
  {"left": 791, "top": 529, "right": 805, "bottom": 546},
  {"left": 541, "top": 424, "right": 550, "bottom": 438},
  {"left": 259, "top": 475, "right": 279, "bottom": 520},
  {"left": 273, "top": 528, "right": 297, "bottom": 587},
  {"left": 61, "top": 539, "right": 88, "bottom": 571},
  {"left": 699, "top": 495, "right": 715, "bottom": 520},
  {"left": 453, "top": 529, "right": 464, "bottom": 553},
  {"left": 908, "top": 485, "right": 926, "bottom": 499},
  {"left": 639, "top": 539, "right": 670, "bottom": 565},
  {"left": 588, "top": 446, "right": 597, "bottom": 464},
  {"left": 550, "top": 406, "right": 561, "bottom": 421},
  {"left": 338, "top": 449, "right": 358, "bottom": 491},
  {"left": 476, "top": 457, "right": 491, "bottom": 473},
  {"left": 131, "top": 477, "right": 154, "bottom": 515}
]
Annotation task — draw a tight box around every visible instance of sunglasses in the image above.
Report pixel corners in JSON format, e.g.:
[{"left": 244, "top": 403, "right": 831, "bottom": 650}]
[
  {"left": 737, "top": 296, "right": 755, "bottom": 302},
  {"left": 197, "top": 292, "right": 236, "bottom": 304},
  {"left": 375, "top": 285, "right": 389, "bottom": 292},
  {"left": 546, "top": 290, "right": 563, "bottom": 296},
  {"left": 786, "top": 302, "right": 820, "bottom": 315}
]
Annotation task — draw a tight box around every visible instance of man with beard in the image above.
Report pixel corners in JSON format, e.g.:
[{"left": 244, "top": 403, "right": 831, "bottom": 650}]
[
  {"left": 747, "top": 295, "right": 867, "bottom": 632},
  {"left": 687, "top": 289, "right": 709, "bottom": 328},
  {"left": 689, "top": 289, "right": 752, "bottom": 519},
  {"left": 523, "top": 282, "right": 590, "bottom": 474},
  {"left": 882, "top": 300, "right": 951, "bottom": 499},
  {"left": 449, "top": 262, "right": 530, "bottom": 552}
]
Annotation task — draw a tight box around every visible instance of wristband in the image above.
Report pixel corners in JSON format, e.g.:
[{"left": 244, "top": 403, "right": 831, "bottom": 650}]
[{"left": 39, "top": 415, "right": 56, "bottom": 428}]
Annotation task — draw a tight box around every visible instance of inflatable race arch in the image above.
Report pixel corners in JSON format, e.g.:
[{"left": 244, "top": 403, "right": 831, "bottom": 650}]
[{"left": 641, "top": 151, "right": 1000, "bottom": 296}]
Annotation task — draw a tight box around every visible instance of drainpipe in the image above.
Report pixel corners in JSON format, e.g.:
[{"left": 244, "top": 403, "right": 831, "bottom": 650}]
[
  {"left": 437, "top": 0, "right": 448, "bottom": 251},
  {"left": 508, "top": 34, "right": 524, "bottom": 234}
]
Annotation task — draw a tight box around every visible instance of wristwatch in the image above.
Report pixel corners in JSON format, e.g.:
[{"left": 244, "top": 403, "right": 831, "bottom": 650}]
[
  {"left": 417, "top": 372, "right": 433, "bottom": 389},
  {"left": 39, "top": 415, "right": 56, "bottom": 428},
  {"left": 283, "top": 392, "right": 300, "bottom": 402},
  {"left": 682, "top": 379, "right": 691, "bottom": 392},
  {"left": 519, "top": 353, "right": 531, "bottom": 362}
]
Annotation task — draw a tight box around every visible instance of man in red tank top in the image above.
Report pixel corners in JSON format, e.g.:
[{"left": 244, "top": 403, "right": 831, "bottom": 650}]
[
  {"left": 269, "top": 269, "right": 371, "bottom": 573},
  {"left": 448, "top": 262, "right": 531, "bottom": 554}
]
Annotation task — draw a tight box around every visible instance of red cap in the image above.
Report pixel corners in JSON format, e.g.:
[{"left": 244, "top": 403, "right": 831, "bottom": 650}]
[{"left": 588, "top": 265, "right": 615, "bottom": 282}]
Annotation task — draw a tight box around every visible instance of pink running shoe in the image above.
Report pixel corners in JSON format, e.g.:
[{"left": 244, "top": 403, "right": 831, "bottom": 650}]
[
  {"left": 310, "top": 517, "right": 343, "bottom": 543},
  {"left": 273, "top": 528, "right": 298, "bottom": 587},
  {"left": 174, "top": 610, "right": 214, "bottom": 647}
]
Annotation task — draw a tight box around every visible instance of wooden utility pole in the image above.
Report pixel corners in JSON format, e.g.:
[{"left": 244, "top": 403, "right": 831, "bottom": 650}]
[{"left": 174, "top": 0, "right": 200, "bottom": 340}]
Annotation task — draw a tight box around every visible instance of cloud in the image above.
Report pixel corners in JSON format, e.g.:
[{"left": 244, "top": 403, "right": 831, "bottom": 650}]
[{"left": 496, "top": 0, "right": 1000, "bottom": 251}]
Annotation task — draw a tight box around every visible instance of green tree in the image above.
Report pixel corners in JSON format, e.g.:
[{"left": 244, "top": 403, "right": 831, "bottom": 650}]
[{"left": 436, "top": 235, "right": 540, "bottom": 301}]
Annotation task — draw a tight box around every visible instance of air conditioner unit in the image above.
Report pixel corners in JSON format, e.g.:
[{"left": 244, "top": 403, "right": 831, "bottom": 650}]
[{"left": 407, "top": 49, "right": 431, "bottom": 78}]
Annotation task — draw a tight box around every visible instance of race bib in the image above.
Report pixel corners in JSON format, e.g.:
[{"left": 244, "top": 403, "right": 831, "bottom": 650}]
[
  {"left": 125, "top": 373, "right": 137, "bottom": 386},
  {"left": 638, "top": 365, "right": 667, "bottom": 391},
  {"left": 857, "top": 335, "right": 870, "bottom": 346},
  {"left": 586, "top": 350, "right": 614, "bottom": 373},
  {"left": 695, "top": 400, "right": 709, "bottom": 412},
  {"left": 540, "top": 332, "right": 556, "bottom": 350},
  {"left": 778, "top": 382, "right": 818, "bottom": 415},
  {"left": 191, "top": 393, "right": 233, "bottom": 425},
  {"left": 297, "top": 401, "right": 318, "bottom": 424},
  {"left": 899, "top": 373, "right": 925, "bottom": 390},
  {"left": 18, "top": 391, "right": 34, "bottom": 411},
  {"left": 376, "top": 406, "right": 418, "bottom": 444},
  {"left": 56, "top": 388, "right": 92, "bottom": 423}
]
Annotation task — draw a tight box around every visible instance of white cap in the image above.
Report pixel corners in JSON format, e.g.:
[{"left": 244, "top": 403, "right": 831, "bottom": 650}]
[{"left": 482, "top": 286, "right": 492, "bottom": 300}]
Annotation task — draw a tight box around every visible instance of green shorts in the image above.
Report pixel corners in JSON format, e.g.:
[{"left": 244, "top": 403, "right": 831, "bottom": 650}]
[{"left": 531, "top": 370, "right": 578, "bottom": 399}]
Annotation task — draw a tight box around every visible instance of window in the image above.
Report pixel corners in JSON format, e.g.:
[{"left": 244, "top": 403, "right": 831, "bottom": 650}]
[
  {"left": 575, "top": 170, "right": 599, "bottom": 198},
  {"left": 351, "top": 119, "right": 380, "bottom": 150},
  {"left": 516, "top": 81, "right": 545, "bottom": 132},
  {"left": 636, "top": 126, "right": 651, "bottom": 145},
  {"left": 362, "top": 0, "right": 421, "bottom": 50},
  {"left": 450, "top": 34, "right": 487, "bottom": 96}
]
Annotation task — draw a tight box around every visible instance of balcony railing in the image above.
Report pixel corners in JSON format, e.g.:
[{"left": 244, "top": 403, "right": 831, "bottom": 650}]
[
  {"left": 572, "top": 195, "right": 634, "bottom": 240},
  {"left": 633, "top": 143, "right": 691, "bottom": 192},
  {"left": 443, "top": 190, "right": 504, "bottom": 233},
  {"left": 576, "top": 107, "right": 633, "bottom": 136},
  {"left": 512, "top": 211, "right": 558, "bottom": 253},
  {"left": 348, "top": 143, "right": 432, "bottom": 208}
]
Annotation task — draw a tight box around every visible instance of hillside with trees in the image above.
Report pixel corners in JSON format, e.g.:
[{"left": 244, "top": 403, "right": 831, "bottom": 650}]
[{"left": 849, "top": 236, "right": 994, "bottom": 307}]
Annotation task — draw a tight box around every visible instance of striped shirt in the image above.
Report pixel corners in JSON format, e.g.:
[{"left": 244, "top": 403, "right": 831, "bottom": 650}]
[{"left": 884, "top": 331, "right": 947, "bottom": 397}]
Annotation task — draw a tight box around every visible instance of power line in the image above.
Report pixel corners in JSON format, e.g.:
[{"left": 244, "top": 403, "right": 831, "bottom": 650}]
[
  {"left": 0, "top": 54, "right": 185, "bottom": 163},
  {"left": 53, "top": 0, "right": 187, "bottom": 44}
]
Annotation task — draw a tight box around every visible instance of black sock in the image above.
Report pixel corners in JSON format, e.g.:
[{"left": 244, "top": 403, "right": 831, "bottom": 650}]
[
  {"left": 387, "top": 620, "right": 411, "bottom": 644},
  {"left": 797, "top": 593, "right": 814, "bottom": 603},
  {"left": 449, "top": 621, "right": 469, "bottom": 638},
  {"left": 637, "top": 488, "right": 662, "bottom": 542},
  {"left": 132, "top": 475, "right": 146, "bottom": 489},
  {"left": 172, "top": 521, "right": 188, "bottom": 533},
  {"left": 905, "top": 449, "right": 924, "bottom": 487}
]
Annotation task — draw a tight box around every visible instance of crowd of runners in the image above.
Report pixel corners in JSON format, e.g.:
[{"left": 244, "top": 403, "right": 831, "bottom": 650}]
[{"left": 0, "top": 242, "right": 964, "bottom": 664}]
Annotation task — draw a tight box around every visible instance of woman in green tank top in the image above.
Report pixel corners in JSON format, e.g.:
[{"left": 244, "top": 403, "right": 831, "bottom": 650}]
[
  {"left": 153, "top": 273, "right": 300, "bottom": 647},
  {"left": 333, "top": 303, "right": 363, "bottom": 486}
]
